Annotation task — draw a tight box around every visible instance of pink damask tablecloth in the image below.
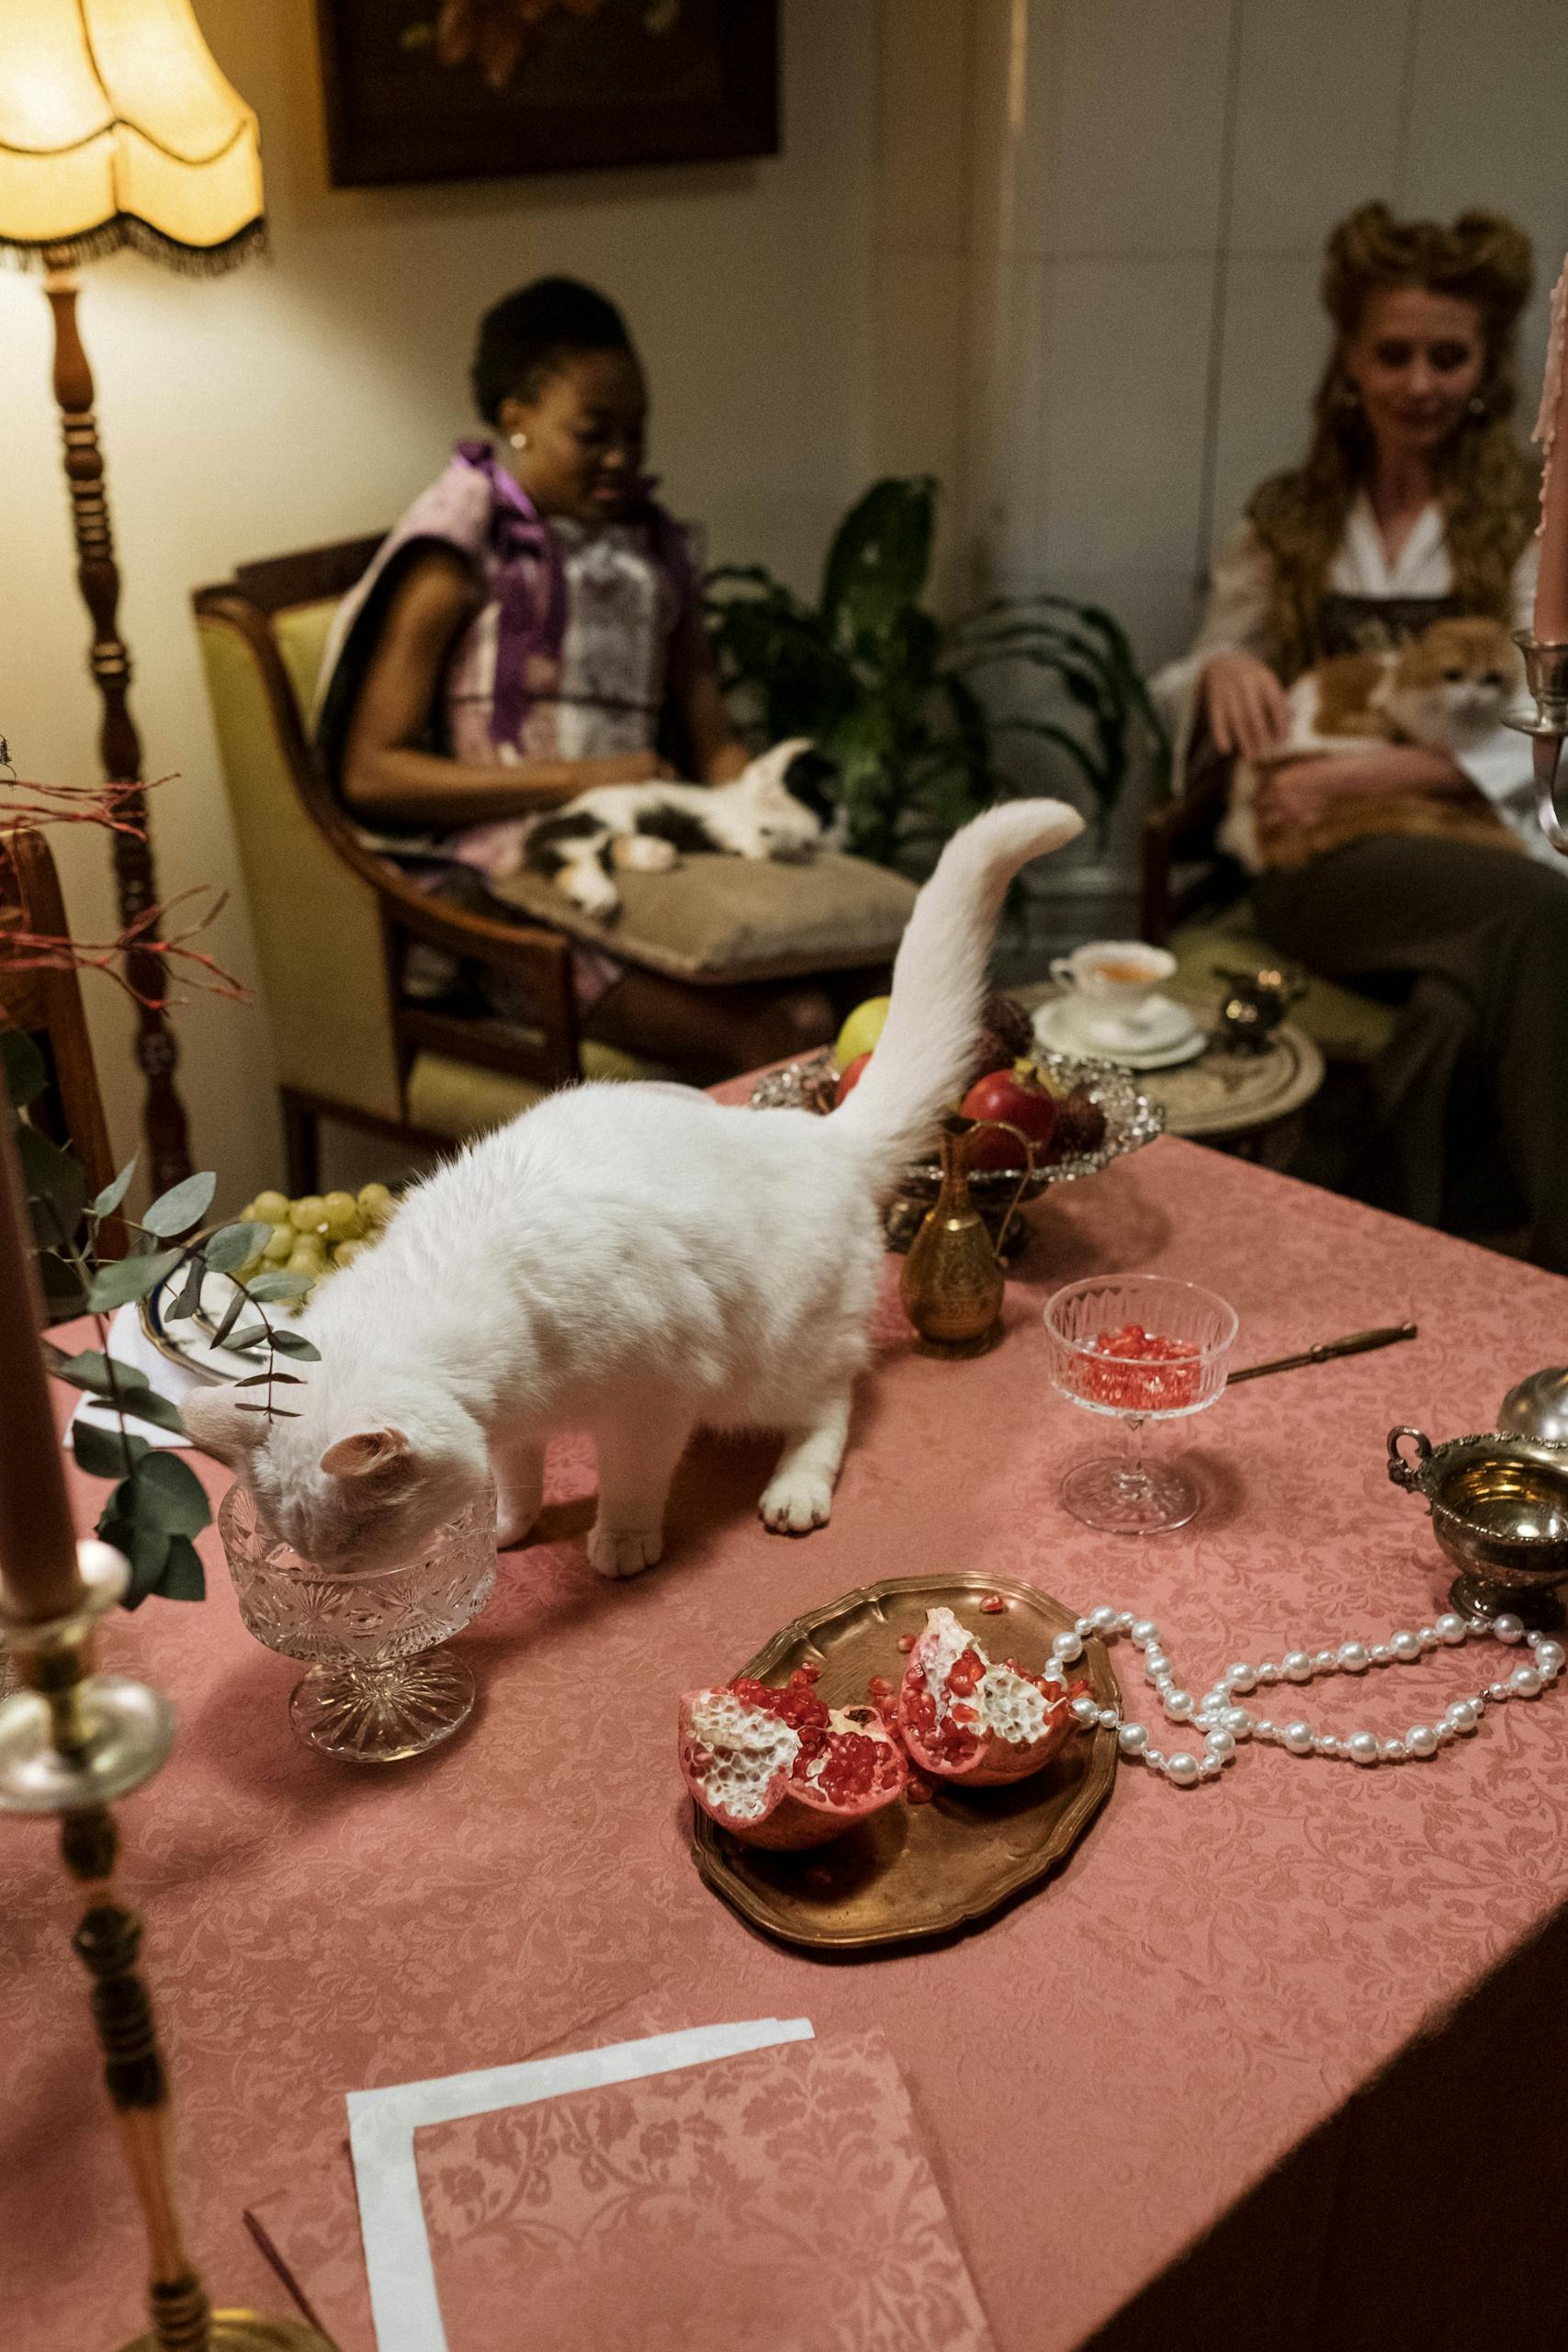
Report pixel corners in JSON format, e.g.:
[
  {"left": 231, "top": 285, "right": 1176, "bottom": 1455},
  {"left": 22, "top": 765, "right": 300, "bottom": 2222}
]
[{"left": 6, "top": 1132, "right": 1568, "bottom": 2351}]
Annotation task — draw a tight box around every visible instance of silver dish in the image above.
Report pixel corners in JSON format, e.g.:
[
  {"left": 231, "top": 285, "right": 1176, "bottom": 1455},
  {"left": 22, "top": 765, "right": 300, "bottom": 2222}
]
[{"left": 750, "top": 1045, "right": 1165, "bottom": 1221}]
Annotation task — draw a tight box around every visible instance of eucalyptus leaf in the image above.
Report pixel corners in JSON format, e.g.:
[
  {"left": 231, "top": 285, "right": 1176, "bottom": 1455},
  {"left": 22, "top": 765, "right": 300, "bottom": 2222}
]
[
  {"left": 17, "top": 1118, "right": 85, "bottom": 1249},
  {"left": 1, "top": 1026, "right": 47, "bottom": 1109},
  {"left": 130, "top": 1451, "right": 210, "bottom": 1538},
  {"left": 244, "top": 1271, "right": 315, "bottom": 1303},
  {"left": 51, "top": 1351, "right": 188, "bottom": 1436},
  {"left": 221, "top": 1324, "right": 269, "bottom": 1354},
  {"left": 169, "top": 1251, "right": 207, "bottom": 1323},
  {"left": 72, "top": 1421, "right": 151, "bottom": 1481},
  {"left": 231, "top": 1369, "right": 303, "bottom": 1388},
  {"left": 156, "top": 1535, "right": 207, "bottom": 1604},
  {"left": 212, "top": 1284, "right": 252, "bottom": 1348},
  {"left": 268, "top": 1328, "right": 321, "bottom": 1361},
  {"left": 202, "top": 1220, "right": 270, "bottom": 1275},
  {"left": 87, "top": 1248, "right": 184, "bottom": 1313},
  {"left": 89, "top": 1158, "right": 138, "bottom": 1219},
  {"left": 140, "top": 1170, "right": 217, "bottom": 1238}
]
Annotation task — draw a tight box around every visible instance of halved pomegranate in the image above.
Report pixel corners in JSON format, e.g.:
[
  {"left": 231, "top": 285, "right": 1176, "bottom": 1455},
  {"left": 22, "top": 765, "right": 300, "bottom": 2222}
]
[
  {"left": 897, "top": 1605, "right": 1075, "bottom": 1786},
  {"left": 679, "top": 1672, "right": 908, "bottom": 1849}
]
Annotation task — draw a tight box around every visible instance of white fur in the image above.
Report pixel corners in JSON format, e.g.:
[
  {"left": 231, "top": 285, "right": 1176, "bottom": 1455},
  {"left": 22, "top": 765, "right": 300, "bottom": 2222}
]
[
  {"left": 523, "top": 737, "right": 841, "bottom": 915},
  {"left": 184, "top": 799, "right": 1084, "bottom": 1578}
]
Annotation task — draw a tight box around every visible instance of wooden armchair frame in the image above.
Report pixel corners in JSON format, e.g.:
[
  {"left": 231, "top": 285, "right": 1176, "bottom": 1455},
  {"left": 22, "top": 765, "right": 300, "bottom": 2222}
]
[
  {"left": 194, "top": 539, "right": 583, "bottom": 1191},
  {"left": 1, "top": 824, "right": 124, "bottom": 1259},
  {"left": 1139, "top": 760, "right": 1235, "bottom": 946}
]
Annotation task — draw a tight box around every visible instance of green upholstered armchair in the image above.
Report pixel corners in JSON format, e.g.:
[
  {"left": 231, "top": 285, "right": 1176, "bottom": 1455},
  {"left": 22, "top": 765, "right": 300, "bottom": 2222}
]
[
  {"left": 192, "top": 541, "right": 665, "bottom": 1192},
  {"left": 194, "top": 539, "right": 916, "bottom": 1191}
]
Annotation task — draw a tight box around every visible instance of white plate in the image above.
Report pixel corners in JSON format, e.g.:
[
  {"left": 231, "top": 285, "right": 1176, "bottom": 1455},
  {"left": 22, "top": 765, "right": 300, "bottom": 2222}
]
[
  {"left": 141, "top": 1265, "right": 299, "bottom": 1384},
  {"left": 1033, "top": 996, "right": 1208, "bottom": 1070}
]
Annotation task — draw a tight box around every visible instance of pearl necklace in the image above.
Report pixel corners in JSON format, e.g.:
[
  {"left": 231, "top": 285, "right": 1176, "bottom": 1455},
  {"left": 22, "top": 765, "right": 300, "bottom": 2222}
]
[{"left": 1040, "top": 1605, "right": 1563, "bottom": 1787}]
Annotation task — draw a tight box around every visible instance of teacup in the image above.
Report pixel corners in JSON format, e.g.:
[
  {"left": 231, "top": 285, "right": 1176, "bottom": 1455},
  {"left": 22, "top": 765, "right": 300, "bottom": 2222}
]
[{"left": 1049, "top": 942, "right": 1176, "bottom": 1034}]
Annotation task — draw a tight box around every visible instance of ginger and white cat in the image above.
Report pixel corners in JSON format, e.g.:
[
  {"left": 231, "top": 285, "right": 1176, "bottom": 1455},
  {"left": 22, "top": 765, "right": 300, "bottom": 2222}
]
[
  {"left": 1223, "top": 616, "right": 1523, "bottom": 871},
  {"left": 185, "top": 799, "right": 1084, "bottom": 1580}
]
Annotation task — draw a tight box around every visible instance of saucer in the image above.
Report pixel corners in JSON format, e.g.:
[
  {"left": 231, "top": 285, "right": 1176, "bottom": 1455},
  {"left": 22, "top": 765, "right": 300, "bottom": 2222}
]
[{"left": 1034, "top": 994, "right": 1206, "bottom": 1070}]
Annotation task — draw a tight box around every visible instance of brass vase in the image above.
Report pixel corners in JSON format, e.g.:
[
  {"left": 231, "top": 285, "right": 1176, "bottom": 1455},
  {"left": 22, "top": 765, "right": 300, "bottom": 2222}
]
[{"left": 899, "top": 1121, "right": 1020, "bottom": 1355}]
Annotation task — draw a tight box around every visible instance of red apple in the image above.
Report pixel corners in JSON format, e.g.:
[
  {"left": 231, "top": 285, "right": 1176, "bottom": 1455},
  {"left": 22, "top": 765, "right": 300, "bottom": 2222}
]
[
  {"left": 960, "top": 1066, "right": 1057, "bottom": 1170},
  {"left": 834, "top": 1050, "right": 873, "bottom": 1107}
]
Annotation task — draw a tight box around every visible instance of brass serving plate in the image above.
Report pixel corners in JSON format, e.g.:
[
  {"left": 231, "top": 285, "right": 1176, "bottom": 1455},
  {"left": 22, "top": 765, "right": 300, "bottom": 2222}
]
[{"left": 690, "top": 1572, "right": 1119, "bottom": 1952}]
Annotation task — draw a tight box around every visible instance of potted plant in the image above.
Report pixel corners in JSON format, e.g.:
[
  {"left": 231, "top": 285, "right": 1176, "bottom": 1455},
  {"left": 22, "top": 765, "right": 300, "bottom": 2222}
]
[{"left": 705, "top": 476, "right": 1167, "bottom": 874}]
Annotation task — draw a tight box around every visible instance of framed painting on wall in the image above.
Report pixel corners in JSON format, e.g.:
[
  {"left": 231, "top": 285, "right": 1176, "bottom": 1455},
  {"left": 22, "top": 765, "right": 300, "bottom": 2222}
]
[{"left": 315, "top": 0, "right": 780, "bottom": 188}]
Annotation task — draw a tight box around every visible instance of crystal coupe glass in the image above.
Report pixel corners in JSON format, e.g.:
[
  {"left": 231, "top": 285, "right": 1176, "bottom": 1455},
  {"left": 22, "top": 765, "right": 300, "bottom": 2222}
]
[
  {"left": 1044, "top": 1275, "right": 1238, "bottom": 1533},
  {"left": 220, "top": 1483, "right": 497, "bottom": 1761}
]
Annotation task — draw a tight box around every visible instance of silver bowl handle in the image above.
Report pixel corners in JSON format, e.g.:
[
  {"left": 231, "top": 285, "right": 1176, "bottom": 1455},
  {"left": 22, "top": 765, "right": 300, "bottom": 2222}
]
[{"left": 1387, "top": 1426, "right": 1433, "bottom": 1491}]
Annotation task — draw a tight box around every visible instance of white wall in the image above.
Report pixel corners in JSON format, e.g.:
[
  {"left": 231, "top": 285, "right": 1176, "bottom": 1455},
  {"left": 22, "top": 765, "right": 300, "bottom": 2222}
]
[
  {"left": 964, "top": 0, "right": 1568, "bottom": 668},
  {"left": 0, "top": 0, "right": 881, "bottom": 1199}
]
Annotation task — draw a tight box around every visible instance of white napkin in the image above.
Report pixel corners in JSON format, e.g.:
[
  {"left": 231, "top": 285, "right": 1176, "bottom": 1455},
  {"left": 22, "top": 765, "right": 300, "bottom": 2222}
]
[
  {"left": 63, "top": 1303, "right": 198, "bottom": 1452},
  {"left": 347, "top": 2017, "right": 814, "bottom": 2352}
]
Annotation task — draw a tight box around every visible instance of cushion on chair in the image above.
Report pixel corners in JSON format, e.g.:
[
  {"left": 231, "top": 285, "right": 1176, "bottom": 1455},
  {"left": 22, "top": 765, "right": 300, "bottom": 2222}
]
[
  {"left": 485, "top": 853, "right": 917, "bottom": 985},
  {"left": 405, "top": 1041, "right": 654, "bottom": 1139},
  {"left": 1169, "top": 902, "right": 1397, "bottom": 1065},
  {"left": 278, "top": 593, "right": 914, "bottom": 986}
]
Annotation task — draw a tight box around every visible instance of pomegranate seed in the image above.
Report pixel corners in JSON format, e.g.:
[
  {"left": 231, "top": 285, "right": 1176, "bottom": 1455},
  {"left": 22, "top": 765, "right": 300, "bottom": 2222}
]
[
  {"left": 979, "top": 1593, "right": 1007, "bottom": 1614},
  {"left": 796, "top": 1660, "right": 822, "bottom": 1682},
  {"left": 906, "top": 1776, "right": 934, "bottom": 1805},
  {"left": 897, "top": 1633, "right": 917, "bottom": 1653},
  {"left": 867, "top": 1674, "right": 894, "bottom": 1699}
]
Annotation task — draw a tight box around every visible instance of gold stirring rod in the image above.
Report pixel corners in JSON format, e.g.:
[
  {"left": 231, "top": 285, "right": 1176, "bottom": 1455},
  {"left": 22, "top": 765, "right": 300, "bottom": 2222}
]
[{"left": 1227, "top": 1322, "right": 1418, "bottom": 1385}]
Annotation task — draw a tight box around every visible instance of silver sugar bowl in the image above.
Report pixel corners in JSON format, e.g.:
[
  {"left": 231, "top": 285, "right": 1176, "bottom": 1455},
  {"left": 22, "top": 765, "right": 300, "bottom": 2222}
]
[
  {"left": 1388, "top": 1425, "right": 1568, "bottom": 1631},
  {"left": 1499, "top": 1366, "right": 1568, "bottom": 1447}
]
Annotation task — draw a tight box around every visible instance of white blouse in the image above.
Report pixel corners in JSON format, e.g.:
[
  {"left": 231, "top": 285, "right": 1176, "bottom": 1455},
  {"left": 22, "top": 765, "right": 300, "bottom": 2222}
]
[{"left": 1151, "top": 493, "right": 1543, "bottom": 847}]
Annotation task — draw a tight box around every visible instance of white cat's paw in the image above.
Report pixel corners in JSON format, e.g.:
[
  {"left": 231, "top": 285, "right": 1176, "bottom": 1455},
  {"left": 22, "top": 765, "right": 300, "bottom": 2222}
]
[
  {"left": 588, "top": 1521, "right": 665, "bottom": 1579},
  {"left": 759, "top": 1470, "right": 834, "bottom": 1534},
  {"left": 621, "top": 833, "right": 678, "bottom": 872},
  {"left": 564, "top": 863, "right": 621, "bottom": 920},
  {"left": 494, "top": 1499, "right": 538, "bottom": 1549}
]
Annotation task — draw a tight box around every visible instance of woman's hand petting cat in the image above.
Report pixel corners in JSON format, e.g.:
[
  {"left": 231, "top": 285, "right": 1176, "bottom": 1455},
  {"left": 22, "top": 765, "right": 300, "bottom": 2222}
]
[
  {"left": 1201, "top": 650, "right": 1292, "bottom": 762},
  {"left": 1258, "top": 747, "right": 1468, "bottom": 842}
]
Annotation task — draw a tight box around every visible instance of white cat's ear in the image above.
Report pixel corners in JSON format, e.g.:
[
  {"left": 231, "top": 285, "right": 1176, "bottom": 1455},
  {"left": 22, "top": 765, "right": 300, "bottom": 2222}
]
[
  {"left": 319, "top": 1429, "right": 414, "bottom": 1485},
  {"left": 182, "top": 1388, "right": 268, "bottom": 1468}
]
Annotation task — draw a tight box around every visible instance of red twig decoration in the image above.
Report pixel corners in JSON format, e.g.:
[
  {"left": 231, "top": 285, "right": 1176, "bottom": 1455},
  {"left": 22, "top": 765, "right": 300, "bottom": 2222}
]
[
  {"left": 0, "top": 775, "right": 151, "bottom": 839},
  {"left": 4, "top": 888, "right": 247, "bottom": 1009}
]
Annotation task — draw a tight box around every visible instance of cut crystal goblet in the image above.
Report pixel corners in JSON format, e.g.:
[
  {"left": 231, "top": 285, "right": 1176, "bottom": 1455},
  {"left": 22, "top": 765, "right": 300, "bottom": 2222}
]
[{"left": 219, "top": 1484, "right": 497, "bottom": 1761}]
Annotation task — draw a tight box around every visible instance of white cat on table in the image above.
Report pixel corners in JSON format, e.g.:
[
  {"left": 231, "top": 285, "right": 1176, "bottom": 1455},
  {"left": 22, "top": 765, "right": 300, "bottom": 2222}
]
[{"left": 185, "top": 800, "right": 1082, "bottom": 1578}]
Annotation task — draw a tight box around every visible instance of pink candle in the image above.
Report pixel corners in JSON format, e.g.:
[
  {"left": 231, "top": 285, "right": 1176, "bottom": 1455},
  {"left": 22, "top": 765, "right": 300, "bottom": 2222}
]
[
  {"left": 0, "top": 1115, "right": 85, "bottom": 1623},
  {"left": 1532, "top": 255, "right": 1568, "bottom": 643}
]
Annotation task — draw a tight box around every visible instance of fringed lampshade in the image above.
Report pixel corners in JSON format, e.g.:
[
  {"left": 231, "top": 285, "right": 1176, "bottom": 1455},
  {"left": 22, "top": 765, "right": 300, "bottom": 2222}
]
[{"left": 0, "top": 0, "right": 264, "bottom": 272}]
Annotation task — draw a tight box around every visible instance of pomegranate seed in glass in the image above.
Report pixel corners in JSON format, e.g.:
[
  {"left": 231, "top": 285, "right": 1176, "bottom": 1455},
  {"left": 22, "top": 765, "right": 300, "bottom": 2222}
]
[{"left": 1043, "top": 1275, "right": 1238, "bottom": 1532}]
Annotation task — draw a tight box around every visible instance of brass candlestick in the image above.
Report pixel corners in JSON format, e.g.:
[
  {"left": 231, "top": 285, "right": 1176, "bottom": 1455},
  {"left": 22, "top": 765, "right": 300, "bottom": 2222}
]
[
  {"left": 1507, "top": 633, "right": 1568, "bottom": 854},
  {"left": 0, "top": 1541, "right": 336, "bottom": 2352}
]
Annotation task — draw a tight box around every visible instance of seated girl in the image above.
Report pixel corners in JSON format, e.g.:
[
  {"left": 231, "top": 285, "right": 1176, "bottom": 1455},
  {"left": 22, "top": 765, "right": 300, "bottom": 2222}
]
[
  {"left": 1152, "top": 202, "right": 1568, "bottom": 1273},
  {"left": 314, "top": 276, "right": 840, "bottom": 1071}
]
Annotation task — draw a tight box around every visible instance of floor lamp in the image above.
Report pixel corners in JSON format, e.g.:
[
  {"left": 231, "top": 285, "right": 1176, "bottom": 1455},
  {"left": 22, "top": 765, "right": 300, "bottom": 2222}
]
[{"left": 0, "top": 0, "right": 269, "bottom": 1193}]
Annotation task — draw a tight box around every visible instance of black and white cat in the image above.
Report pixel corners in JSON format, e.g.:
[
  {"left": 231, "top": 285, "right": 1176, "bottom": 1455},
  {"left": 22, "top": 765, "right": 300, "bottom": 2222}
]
[{"left": 520, "top": 738, "right": 843, "bottom": 919}]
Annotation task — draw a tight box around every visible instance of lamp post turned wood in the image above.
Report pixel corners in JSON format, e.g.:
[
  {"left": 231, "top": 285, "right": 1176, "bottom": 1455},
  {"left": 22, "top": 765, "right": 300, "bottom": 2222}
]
[{"left": 42, "top": 257, "right": 193, "bottom": 1194}]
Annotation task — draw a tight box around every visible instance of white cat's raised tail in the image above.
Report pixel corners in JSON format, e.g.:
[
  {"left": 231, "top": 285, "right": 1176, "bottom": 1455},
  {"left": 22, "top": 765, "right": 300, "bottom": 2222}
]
[{"left": 185, "top": 799, "right": 1083, "bottom": 1577}]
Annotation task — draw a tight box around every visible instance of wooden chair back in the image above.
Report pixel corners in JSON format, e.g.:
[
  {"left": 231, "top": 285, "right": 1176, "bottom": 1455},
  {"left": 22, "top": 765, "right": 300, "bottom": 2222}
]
[{"left": 0, "top": 825, "right": 118, "bottom": 1210}]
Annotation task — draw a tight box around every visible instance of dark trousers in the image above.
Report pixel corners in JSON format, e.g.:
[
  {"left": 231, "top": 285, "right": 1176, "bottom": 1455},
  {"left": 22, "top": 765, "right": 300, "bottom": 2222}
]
[{"left": 1252, "top": 836, "right": 1568, "bottom": 1274}]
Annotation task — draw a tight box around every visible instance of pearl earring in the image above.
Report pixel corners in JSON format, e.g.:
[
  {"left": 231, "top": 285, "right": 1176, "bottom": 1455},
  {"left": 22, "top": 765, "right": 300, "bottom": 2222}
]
[
  {"left": 1468, "top": 394, "right": 1487, "bottom": 417},
  {"left": 510, "top": 430, "right": 528, "bottom": 450}
]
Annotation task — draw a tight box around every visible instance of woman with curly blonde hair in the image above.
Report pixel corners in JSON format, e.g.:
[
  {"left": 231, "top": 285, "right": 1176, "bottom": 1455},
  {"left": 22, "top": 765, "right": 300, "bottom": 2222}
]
[{"left": 1153, "top": 201, "right": 1568, "bottom": 1272}]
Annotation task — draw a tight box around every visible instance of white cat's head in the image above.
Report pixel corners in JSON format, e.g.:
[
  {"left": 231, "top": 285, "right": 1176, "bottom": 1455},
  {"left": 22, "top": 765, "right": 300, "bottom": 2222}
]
[
  {"left": 183, "top": 1373, "right": 489, "bottom": 1576},
  {"left": 734, "top": 738, "right": 845, "bottom": 855}
]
